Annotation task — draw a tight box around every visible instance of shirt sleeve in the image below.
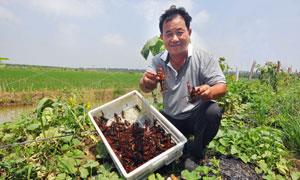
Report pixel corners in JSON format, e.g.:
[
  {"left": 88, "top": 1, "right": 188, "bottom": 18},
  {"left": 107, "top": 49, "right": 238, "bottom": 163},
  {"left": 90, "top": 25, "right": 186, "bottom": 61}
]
[{"left": 202, "top": 54, "right": 226, "bottom": 86}]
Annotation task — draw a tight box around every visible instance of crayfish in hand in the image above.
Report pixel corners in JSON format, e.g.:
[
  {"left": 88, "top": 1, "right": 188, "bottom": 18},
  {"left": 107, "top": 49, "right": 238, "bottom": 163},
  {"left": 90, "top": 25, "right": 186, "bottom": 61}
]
[{"left": 155, "top": 65, "right": 166, "bottom": 92}]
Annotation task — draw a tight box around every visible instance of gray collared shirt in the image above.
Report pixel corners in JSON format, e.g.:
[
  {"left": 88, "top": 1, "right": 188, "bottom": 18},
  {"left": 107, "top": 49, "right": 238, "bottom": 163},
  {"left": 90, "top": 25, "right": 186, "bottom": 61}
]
[{"left": 148, "top": 44, "right": 226, "bottom": 120}]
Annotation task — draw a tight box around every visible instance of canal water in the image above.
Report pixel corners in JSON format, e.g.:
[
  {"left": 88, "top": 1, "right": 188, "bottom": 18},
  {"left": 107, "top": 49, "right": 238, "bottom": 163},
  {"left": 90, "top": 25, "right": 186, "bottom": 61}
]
[
  {"left": 0, "top": 105, "right": 34, "bottom": 124},
  {"left": 0, "top": 96, "right": 157, "bottom": 124}
]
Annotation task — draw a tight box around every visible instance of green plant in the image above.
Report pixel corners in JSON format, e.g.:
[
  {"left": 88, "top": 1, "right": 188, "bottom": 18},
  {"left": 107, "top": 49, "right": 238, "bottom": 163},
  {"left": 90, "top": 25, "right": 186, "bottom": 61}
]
[
  {"left": 148, "top": 173, "right": 164, "bottom": 180},
  {"left": 281, "top": 114, "right": 300, "bottom": 157},
  {"left": 181, "top": 157, "right": 221, "bottom": 180},
  {"left": 218, "top": 57, "right": 230, "bottom": 73},
  {"left": 208, "top": 118, "right": 290, "bottom": 178},
  {"left": 0, "top": 96, "right": 121, "bottom": 179},
  {"left": 140, "top": 36, "right": 165, "bottom": 60},
  {"left": 256, "top": 62, "right": 279, "bottom": 92}
]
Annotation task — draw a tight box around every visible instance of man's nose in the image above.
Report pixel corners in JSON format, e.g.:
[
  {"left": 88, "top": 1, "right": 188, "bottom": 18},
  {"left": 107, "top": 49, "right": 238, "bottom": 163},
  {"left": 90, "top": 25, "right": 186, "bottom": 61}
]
[{"left": 171, "top": 34, "right": 179, "bottom": 42}]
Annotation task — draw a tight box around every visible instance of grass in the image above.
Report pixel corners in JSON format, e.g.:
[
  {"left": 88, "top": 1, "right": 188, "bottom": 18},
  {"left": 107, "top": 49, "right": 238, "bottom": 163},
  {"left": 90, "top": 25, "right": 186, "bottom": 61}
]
[
  {"left": 281, "top": 114, "right": 300, "bottom": 157},
  {"left": 0, "top": 66, "right": 142, "bottom": 92}
]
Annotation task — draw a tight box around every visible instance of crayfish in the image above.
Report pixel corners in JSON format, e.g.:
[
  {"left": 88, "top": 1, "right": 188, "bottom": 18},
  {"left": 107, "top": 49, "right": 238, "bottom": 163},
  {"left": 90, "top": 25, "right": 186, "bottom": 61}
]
[{"left": 93, "top": 108, "right": 175, "bottom": 173}]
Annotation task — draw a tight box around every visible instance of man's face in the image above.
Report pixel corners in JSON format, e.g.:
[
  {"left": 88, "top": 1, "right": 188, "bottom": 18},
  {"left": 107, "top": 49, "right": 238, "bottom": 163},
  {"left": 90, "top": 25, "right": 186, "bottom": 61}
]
[{"left": 160, "top": 15, "right": 191, "bottom": 56}]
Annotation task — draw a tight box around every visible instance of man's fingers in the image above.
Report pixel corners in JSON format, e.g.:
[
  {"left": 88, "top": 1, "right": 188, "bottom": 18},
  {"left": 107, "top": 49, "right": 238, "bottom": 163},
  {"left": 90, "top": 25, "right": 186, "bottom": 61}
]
[
  {"left": 144, "top": 76, "right": 155, "bottom": 84},
  {"left": 145, "top": 71, "right": 157, "bottom": 80},
  {"left": 196, "top": 86, "right": 207, "bottom": 95},
  {"left": 143, "top": 74, "right": 158, "bottom": 89}
]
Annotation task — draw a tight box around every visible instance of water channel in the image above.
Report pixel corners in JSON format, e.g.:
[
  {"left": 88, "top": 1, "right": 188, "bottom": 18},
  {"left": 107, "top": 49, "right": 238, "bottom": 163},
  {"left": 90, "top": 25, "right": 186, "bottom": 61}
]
[
  {"left": 0, "top": 96, "right": 156, "bottom": 124},
  {"left": 0, "top": 102, "right": 107, "bottom": 124},
  {"left": 0, "top": 105, "right": 34, "bottom": 124}
]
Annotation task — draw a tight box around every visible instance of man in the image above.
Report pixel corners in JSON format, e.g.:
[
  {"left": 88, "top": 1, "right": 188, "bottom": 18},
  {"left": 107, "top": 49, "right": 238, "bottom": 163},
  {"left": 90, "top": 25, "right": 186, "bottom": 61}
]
[{"left": 139, "top": 6, "right": 227, "bottom": 171}]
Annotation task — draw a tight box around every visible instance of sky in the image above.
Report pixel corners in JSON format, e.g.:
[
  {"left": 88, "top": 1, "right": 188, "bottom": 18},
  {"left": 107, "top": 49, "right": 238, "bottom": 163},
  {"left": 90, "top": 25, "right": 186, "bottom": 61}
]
[{"left": 0, "top": 0, "right": 299, "bottom": 71}]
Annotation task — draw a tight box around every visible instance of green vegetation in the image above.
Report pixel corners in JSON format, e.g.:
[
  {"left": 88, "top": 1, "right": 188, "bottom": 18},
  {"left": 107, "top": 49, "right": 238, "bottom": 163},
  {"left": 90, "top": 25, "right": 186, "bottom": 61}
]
[
  {"left": 181, "top": 157, "right": 221, "bottom": 180},
  {"left": 140, "top": 36, "right": 165, "bottom": 60},
  {"left": 0, "top": 65, "right": 141, "bottom": 92},
  {"left": 0, "top": 95, "right": 121, "bottom": 179},
  {"left": 0, "top": 62, "right": 300, "bottom": 179}
]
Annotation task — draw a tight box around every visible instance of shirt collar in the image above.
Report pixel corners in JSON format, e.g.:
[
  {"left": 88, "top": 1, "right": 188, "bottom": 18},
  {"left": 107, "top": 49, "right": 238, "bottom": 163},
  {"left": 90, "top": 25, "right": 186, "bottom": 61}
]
[{"left": 160, "top": 43, "right": 193, "bottom": 62}]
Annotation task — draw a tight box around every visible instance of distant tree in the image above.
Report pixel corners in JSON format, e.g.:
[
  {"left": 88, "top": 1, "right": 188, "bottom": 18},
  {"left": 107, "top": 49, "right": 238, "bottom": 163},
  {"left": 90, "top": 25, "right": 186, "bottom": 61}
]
[
  {"left": 256, "top": 62, "right": 279, "bottom": 92},
  {"left": 218, "top": 57, "right": 230, "bottom": 73}
]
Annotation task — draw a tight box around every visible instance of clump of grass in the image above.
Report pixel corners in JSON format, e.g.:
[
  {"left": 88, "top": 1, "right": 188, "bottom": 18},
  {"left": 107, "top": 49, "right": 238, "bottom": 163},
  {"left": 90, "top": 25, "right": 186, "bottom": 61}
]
[{"left": 281, "top": 114, "right": 300, "bottom": 157}]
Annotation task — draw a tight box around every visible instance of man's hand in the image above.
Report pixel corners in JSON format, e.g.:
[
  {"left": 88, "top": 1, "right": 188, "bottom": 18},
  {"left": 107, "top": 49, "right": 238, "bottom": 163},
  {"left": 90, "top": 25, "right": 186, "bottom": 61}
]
[
  {"left": 140, "top": 70, "right": 158, "bottom": 93},
  {"left": 195, "top": 84, "right": 212, "bottom": 101},
  {"left": 195, "top": 83, "right": 227, "bottom": 101}
]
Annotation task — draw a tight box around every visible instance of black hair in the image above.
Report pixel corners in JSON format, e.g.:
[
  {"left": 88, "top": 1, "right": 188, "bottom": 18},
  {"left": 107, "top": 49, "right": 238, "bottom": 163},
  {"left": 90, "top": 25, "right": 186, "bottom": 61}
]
[{"left": 159, "top": 5, "right": 192, "bottom": 33}]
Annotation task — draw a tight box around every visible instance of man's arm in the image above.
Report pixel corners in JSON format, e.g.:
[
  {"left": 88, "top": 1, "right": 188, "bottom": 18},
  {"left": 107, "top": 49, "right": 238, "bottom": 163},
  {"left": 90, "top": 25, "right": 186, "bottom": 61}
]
[
  {"left": 195, "top": 83, "right": 227, "bottom": 101},
  {"left": 139, "top": 71, "right": 158, "bottom": 93}
]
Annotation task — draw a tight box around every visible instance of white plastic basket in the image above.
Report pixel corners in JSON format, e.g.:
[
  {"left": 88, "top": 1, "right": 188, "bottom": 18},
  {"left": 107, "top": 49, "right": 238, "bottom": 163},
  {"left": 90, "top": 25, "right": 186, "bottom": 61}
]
[{"left": 88, "top": 90, "right": 187, "bottom": 180}]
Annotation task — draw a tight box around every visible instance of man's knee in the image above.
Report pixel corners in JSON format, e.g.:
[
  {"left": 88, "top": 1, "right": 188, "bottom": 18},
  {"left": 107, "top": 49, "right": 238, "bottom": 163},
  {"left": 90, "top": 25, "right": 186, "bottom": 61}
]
[{"left": 204, "top": 102, "right": 222, "bottom": 123}]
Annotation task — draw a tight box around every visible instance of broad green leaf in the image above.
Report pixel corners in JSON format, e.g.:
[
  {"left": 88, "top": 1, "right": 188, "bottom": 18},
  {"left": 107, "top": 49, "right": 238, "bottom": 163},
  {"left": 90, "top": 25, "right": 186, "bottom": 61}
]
[
  {"left": 155, "top": 173, "right": 164, "bottom": 180},
  {"left": 240, "top": 154, "right": 250, "bottom": 163},
  {"left": 79, "top": 167, "right": 89, "bottom": 179},
  {"left": 216, "top": 145, "right": 227, "bottom": 155},
  {"left": 230, "top": 145, "right": 239, "bottom": 155},
  {"left": 83, "top": 160, "right": 99, "bottom": 168},
  {"left": 72, "top": 138, "right": 82, "bottom": 146},
  {"left": 262, "top": 150, "right": 272, "bottom": 158},
  {"left": 57, "top": 156, "right": 77, "bottom": 174},
  {"left": 61, "top": 144, "right": 70, "bottom": 151},
  {"left": 195, "top": 166, "right": 210, "bottom": 175},
  {"left": 219, "top": 138, "right": 229, "bottom": 146},
  {"left": 291, "top": 171, "right": 300, "bottom": 180},
  {"left": 55, "top": 173, "right": 66, "bottom": 180},
  {"left": 26, "top": 123, "right": 40, "bottom": 131},
  {"left": 38, "top": 127, "right": 61, "bottom": 138},
  {"left": 148, "top": 173, "right": 164, "bottom": 180},
  {"left": 181, "top": 170, "right": 199, "bottom": 180},
  {"left": 66, "top": 149, "right": 85, "bottom": 159},
  {"left": 276, "top": 163, "right": 288, "bottom": 175},
  {"left": 140, "top": 36, "right": 165, "bottom": 60},
  {"left": 210, "top": 157, "right": 220, "bottom": 168},
  {"left": 2, "top": 133, "right": 15, "bottom": 142},
  {"left": 60, "top": 135, "right": 73, "bottom": 143},
  {"left": 250, "top": 154, "right": 258, "bottom": 160},
  {"left": 148, "top": 174, "right": 156, "bottom": 180},
  {"left": 257, "top": 160, "right": 268, "bottom": 173},
  {"left": 255, "top": 167, "right": 262, "bottom": 174},
  {"left": 207, "top": 141, "right": 216, "bottom": 149},
  {"left": 96, "top": 165, "right": 120, "bottom": 180},
  {"left": 215, "top": 129, "right": 224, "bottom": 138},
  {"left": 36, "top": 98, "right": 54, "bottom": 118}
]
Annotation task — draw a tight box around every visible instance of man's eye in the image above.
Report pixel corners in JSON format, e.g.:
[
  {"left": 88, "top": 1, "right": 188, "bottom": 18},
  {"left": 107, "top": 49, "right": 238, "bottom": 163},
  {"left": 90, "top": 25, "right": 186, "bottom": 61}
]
[
  {"left": 177, "top": 32, "right": 183, "bottom": 36},
  {"left": 166, "top": 33, "right": 173, "bottom": 37}
]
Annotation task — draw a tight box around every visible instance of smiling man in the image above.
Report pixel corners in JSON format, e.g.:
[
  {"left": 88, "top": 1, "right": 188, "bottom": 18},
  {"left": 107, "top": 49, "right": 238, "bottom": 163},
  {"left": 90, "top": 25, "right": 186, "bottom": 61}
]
[{"left": 140, "top": 5, "right": 227, "bottom": 171}]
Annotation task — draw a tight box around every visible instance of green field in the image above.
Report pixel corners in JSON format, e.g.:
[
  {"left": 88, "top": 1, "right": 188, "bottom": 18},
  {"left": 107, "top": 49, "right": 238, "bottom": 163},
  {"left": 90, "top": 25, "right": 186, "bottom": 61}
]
[{"left": 0, "top": 65, "right": 142, "bottom": 92}]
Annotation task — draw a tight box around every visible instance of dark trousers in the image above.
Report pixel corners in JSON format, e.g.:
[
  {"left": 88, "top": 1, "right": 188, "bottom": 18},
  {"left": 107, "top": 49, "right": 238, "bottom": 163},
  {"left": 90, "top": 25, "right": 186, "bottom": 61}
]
[{"left": 161, "top": 101, "right": 222, "bottom": 160}]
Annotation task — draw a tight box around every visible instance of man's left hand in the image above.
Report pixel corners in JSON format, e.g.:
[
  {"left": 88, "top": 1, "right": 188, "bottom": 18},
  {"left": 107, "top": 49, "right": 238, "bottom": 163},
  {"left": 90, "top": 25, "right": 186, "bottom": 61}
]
[
  {"left": 194, "top": 83, "right": 227, "bottom": 101},
  {"left": 195, "top": 84, "right": 213, "bottom": 101}
]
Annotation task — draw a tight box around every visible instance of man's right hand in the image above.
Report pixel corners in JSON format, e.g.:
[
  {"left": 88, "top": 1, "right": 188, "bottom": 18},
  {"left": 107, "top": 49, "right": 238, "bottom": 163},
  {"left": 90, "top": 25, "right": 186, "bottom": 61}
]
[{"left": 140, "top": 70, "right": 158, "bottom": 93}]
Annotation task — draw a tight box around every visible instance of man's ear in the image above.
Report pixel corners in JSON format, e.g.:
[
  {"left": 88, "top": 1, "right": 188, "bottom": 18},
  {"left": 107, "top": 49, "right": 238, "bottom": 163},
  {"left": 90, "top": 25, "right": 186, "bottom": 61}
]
[
  {"left": 188, "top": 28, "right": 192, "bottom": 36},
  {"left": 160, "top": 34, "right": 163, "bottom": 40}
]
